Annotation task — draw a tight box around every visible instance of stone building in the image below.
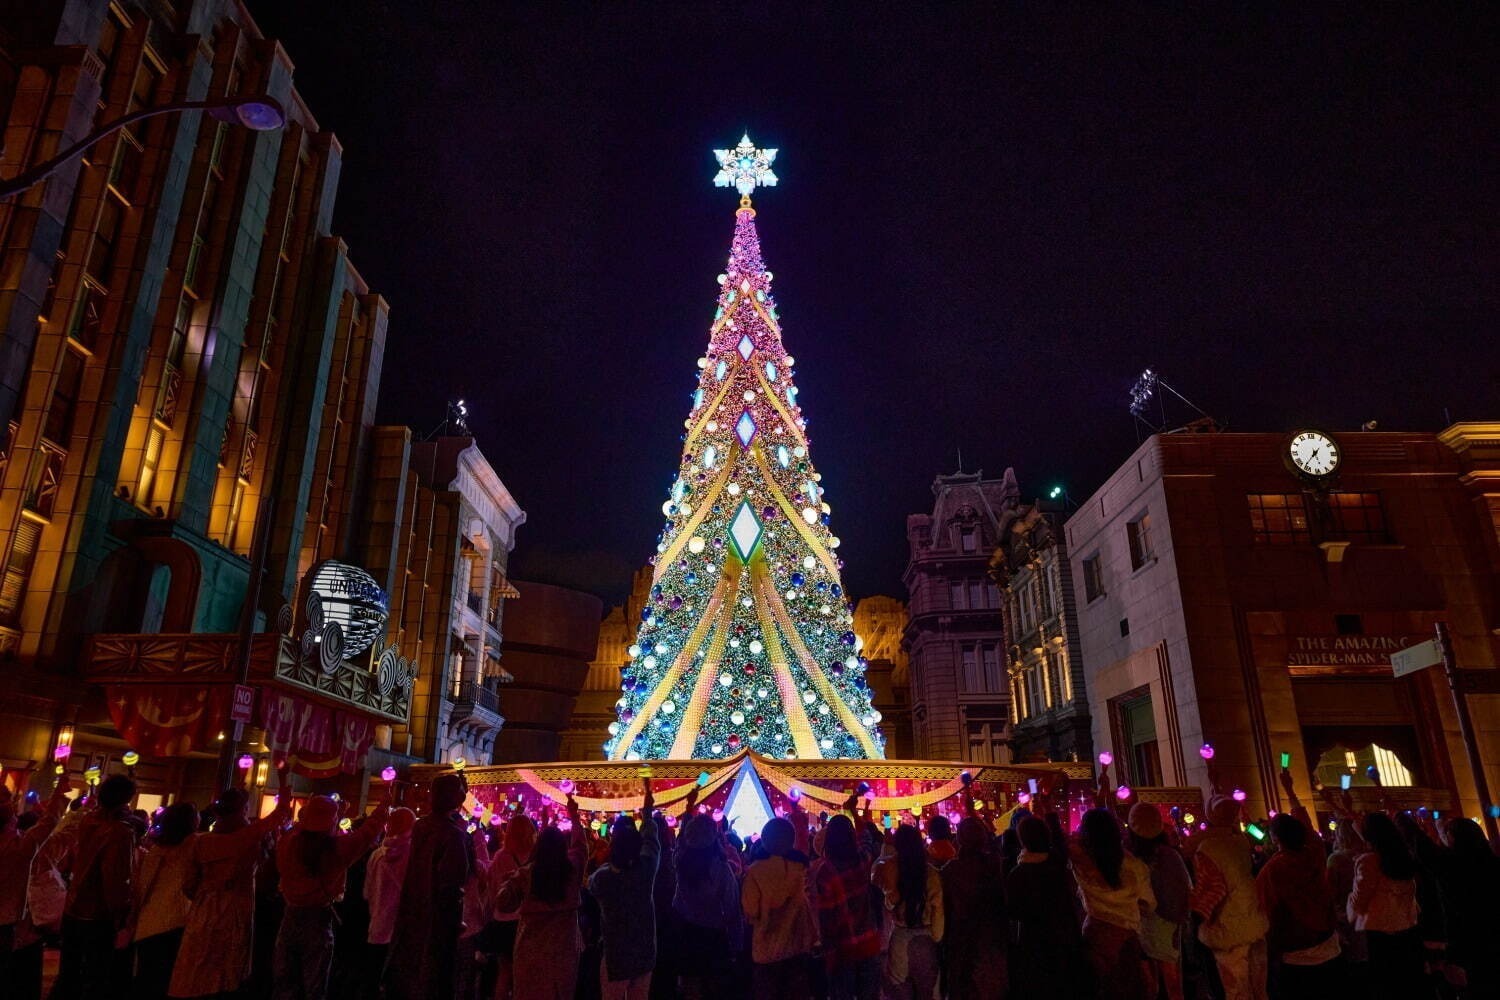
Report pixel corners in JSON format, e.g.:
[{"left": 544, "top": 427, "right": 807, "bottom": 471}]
[
  {"left": 990, "top": 479, "right": 1091, "bottom": 763},
  {"left": 1068, "top": 425, "right": 1500, "bottom": 822},
  {"left": 902, "top": 471, "right": 1011, "bottom": 762}
]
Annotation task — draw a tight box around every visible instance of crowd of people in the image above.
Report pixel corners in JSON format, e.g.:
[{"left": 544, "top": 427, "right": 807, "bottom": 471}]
[{"left": 1, "top": 762, "right": 1498, "bottom": 1000}]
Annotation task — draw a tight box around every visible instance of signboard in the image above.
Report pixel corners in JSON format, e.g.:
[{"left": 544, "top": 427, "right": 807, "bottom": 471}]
[
  {"left": 308, "top": 560, "right": 390, "bottom": 658},
  {"left": 231, "top": 684, "right": 256, "bottom": 724},
  {"left": 1287, "top": 635, "right": 1415, "bottom": 668},
  {"left": 1391, "top": 639, "right": 1443, "bottom": 679}
]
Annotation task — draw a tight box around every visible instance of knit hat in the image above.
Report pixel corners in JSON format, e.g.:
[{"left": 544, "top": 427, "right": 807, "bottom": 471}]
[
  {"left": 1127, "top": 802, "right": 1163, "bottom": 839},
  {"left": 1207, "top": 795, "right": 1239, "bottom": 827},
  {"left": 298, "top": 796, "right": 339, "bottom": 834}
]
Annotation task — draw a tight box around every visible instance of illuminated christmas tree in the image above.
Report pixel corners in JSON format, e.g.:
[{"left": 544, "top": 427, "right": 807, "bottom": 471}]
[{"left": 605, "top": 136, "right": 885, "bottom": 761}]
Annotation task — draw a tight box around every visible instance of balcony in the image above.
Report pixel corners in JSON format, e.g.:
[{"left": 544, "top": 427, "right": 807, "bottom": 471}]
[
  {"left": 86, "top": 632, "right": 412, "bottom": 724},
  {"left": 447, "top": 679, "right": 505, "bottom": 734},
  {"left": 466, "top": 591, "right": 484, "bottom": 616}
]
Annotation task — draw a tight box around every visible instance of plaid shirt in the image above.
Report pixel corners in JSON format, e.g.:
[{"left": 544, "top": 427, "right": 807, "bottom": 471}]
[{"left": 811, "top": 856, "right": 881, "bottom": 967}]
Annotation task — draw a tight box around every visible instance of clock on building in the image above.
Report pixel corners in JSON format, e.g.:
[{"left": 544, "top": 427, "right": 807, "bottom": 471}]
[{"left": 1286, "top": 430, "right": 1340, "bottom": 480}]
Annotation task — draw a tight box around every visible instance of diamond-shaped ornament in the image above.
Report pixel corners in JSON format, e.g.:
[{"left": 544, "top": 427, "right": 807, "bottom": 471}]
[
  {"left": 728, "top": 502, "right": 763, "bottom": 561},
  {"left": 735, "top": 410, "right": 757, "bottom": 448},
  {"left": 737, "top": 334, "right": 754, "bottom": 361}
]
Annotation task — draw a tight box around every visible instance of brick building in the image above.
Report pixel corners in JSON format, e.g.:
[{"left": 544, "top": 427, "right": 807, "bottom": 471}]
[{"left": 1068, "top": 425, "right": 1500, "bottom": 821}]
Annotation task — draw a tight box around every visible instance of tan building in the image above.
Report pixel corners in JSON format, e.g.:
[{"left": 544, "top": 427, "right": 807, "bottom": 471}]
[
  {"left": 562, "top": 566, "right": 649, "bottom": 761},
  {"left": 1068, "top": 425, "right": 1500, "bottom": 823}
]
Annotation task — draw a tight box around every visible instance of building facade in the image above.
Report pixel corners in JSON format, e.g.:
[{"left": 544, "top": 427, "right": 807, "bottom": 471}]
[
  {"left": 902, "top": 471, "right": 1012, "bottom": 762},
  {"left": 364, "top": 435, "right": 525, "bottom": 768},
  {"left": 852, "top": 595, "right": 912, "bottom": 758},
  {"left": 1067, "top": 426, "right": 1500, "bottom": 821},
  {"left": 990, "top": 486, "right": 1091, "bottom": 763},
  {"left": 562, "top": 566, "right": 648, "bottom": 762},
  {"left": 491, "top": 580, "right": 601, "bottom": 764},
  {"left": 0, "top": 1, "right": 529, "bottom": 805}
]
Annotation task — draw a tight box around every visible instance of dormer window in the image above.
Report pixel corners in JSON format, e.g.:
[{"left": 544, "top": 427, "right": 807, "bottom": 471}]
[{"left": 959, "top": 526, "right": 977, "bottom": 554}]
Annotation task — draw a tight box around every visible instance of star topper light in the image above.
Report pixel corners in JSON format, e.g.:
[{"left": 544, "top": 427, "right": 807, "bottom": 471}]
[{"left": 713, "top": 133, "right": 778, "bottom": 198}]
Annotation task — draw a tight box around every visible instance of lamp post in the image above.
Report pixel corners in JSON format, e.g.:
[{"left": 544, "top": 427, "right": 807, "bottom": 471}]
[{"left": 0, "top": 95, "right": 285, "bottom": 200}]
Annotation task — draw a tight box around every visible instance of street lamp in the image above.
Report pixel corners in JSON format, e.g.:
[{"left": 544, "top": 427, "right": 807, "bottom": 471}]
[{"left": 0, "top": 95, "right": 285, "bottom": 200}]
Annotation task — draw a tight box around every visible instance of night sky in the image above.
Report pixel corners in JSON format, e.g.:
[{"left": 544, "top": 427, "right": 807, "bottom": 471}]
[{"left": 249, "top": 3, "right": 1497, "bottom": 607}]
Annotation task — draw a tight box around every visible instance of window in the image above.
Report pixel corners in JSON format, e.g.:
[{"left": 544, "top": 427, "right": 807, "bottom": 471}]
[
  {"left": 1047, "top": 655, "right": 1063, "bottom": 708},
  {"left": 137, "top": 425, "right": 165, "bottom": 504},
  {"left": 961, "top": 644, "right": 982, "bottom": 691},
  {"left": 1313, "top": 741, "right": 1416, "bottom": 789},
  {"left": 42, "top": 349, "right": 85, "bottom": 447},
  {"left": 1026, "top": 668, "right": 1044, "bottom": 716},
  {"left": 949, "top": 581, "right": 965, "bottom": 610},
  {"left": 982, "top": 644, "right": 1002, "bottom": 690},
  {"left": 959, "top": 526, "right": 977, "bottom": 554},
  {"left": 1083, "top": 554, "right": 1105, "bottom": 603},
  {"left": 86, "top": 196, "right": 124, "bottom": 282},
  {"left": 1115, "top": 692, "right": 1163, "bottom": 786},
  {"left": 1127, "top": 512, "right": 1154, "bottom": 569},
  {"left": 1119, "top": 617, "right": 1130, "bottom": 637},
  {"left": 1248, "top": 493, "right": 1311, "bottom": 546},
  {"left": 66, "top": 282, "right": 105, "bottom": 351},
  {"left": 0, "top": 516, "right": 43, "bottom": 627},
  {"left": 1038, "top": 569, "right": 1054, "bottom": 617},
  {"left": 968, "top": 580, "right": 985, "bottom": 610},
  {"left": 1018, "top": 582, "right": 1036, "bottom": 632},
  {"left": 1328, "top": 492, "right": 1388, "bottom": 543},
  {"left": 965, "top": 720, "right": 1007, "bottom": 764}
]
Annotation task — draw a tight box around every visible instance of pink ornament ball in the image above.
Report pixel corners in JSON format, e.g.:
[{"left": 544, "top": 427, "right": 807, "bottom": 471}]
[{"left": 1098, "top": 751, "right": 1114, "bottom": 767}]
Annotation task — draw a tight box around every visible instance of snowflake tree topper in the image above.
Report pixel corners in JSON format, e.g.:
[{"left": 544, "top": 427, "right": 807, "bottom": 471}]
[{"left": 714, "top": 133, "right": 778, "bottom": 198}]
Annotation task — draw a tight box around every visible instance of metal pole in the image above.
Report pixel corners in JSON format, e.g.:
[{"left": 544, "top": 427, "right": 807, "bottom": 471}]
[
  {"left": 0, "top": 97, "right": 285, "bottom": 199},
  {"left": 215, "top": 493, "right": 276, "bottom": 790},
  {"left": 1435, "top": 621, "right": 1498, "bottom": 845}
]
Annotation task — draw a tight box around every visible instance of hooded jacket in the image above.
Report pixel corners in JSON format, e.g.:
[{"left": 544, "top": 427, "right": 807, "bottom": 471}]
[
  {"left": 741, "top": 851, "right": 817, "bottom": 963},
  {"left": 364, "top": 832, "right": 412, "bottom": 945}
]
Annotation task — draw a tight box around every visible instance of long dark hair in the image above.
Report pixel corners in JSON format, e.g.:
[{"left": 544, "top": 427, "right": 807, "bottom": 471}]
[
  {"left": 823, "top": 814, "right": 859, "bottom": 868},
  {"left": 1080, "top": 808, "right": 1125, "bottom": 888},
  {"left": 529, "top": 826, "right": 571, "bottom": 903},
  {"left": 1362, "top": 813, "right": 1417, "bottom": 881},
  {"left": 1444, "top": 817, "right": 1494, "bottom": 863},
  {"left": 676, "top": 814, "right": 724, "bottom": 889},
  {"left": 294, "top": 830, "right": 337, "bottom": 876},
  {"left": 893, "top": 824, "right": 929, "bottom": 927}
]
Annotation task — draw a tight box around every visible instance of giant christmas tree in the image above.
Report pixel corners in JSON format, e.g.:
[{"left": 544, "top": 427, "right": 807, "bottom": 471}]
[{"left": 605, "top": 136, "right": 885, "bottom": 762}]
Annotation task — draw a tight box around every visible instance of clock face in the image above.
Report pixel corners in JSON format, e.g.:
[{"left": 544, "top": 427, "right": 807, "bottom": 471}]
[{"left": 1288, "top": 431, "right": 1339, "bottom": 478}]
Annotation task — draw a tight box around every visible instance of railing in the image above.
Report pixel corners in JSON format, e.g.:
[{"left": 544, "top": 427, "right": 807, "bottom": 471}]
[
  {"left": 466, "top": 591, "right": 483, "bottom": 615},
  {"left": 86, "top": 632, "right": 412, "bottom": 724}
]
